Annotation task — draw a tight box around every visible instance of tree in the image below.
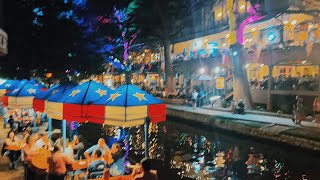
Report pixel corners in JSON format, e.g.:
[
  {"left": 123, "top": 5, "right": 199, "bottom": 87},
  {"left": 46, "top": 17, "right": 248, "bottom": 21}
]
[{"left": 134, "top": 0, "right": 202, "bottom": 92}]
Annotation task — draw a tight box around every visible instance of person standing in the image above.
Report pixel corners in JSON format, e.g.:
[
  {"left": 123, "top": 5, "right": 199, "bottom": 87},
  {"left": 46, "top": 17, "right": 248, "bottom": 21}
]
[
  {"left": 295, "top": 97, "right": 304, "bottom": 126},
  {"left": 47, "top": 146, "right": 75, "bottom": 180},
  {"left": 292, "top": 96, "right": 299, "bottom": 122},
  {"left": 313, "top": 97, "right": 320, "bottom": 123},
  {"left": 192, "top": 89, "right": 199, "bottom": 109},
  {"left": 8, "top": 115, "right": 15, "bottom": 130}
]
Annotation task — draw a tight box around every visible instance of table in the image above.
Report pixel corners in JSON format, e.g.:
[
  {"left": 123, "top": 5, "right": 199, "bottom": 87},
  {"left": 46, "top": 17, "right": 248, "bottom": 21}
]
[
  {"left": 31, "top": 148, "right": 51, "bottom": 170},
  {"left": 72, "top": 160, "right": 89, "bottom": 170},
  {"left": 5, "top": 145, "right": 22, "bottom": 151}
]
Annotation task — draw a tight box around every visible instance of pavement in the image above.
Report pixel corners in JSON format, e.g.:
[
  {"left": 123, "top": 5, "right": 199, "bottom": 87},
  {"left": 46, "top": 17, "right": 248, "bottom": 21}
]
[
  {"left": 0, "top": 120, "right": 47, "bottom": 180},
  {"left": 167, "top": 104, "right": 319, "bottom": 128}
]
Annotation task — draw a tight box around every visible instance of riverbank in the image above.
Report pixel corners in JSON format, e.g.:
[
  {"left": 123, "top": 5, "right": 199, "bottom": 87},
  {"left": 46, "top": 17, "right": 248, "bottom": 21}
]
[{"left": 167, "top": 105, "right": 320, "bottom": 151}]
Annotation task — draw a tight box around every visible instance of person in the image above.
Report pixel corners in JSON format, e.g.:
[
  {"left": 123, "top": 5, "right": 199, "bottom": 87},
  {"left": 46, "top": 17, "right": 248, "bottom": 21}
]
[
  {"left": 3, "top": 107, "right": 8, "bottom": 129},
  {"left": 34, "top": 132, "right": 51, "bottom": 150},
  {"left": 8, "top": 115, "right": 15, "bottom": 130},
  {"left": 87, "top": 149, "right": 107, "bottom": 179},
  {"left": 47, "top": 146, "right": 75, "bottom": 180},
  {"left": 84, "top": 138, "right": 110, "bottom": 160},
  {"left": 23, "top": 136, "right": 38, "bottom": 180},
  {"left": 313, "top": 97, "right": 320, "bottom": 123},
  {"left": 3, "top": 130, "right": 21, "bottom": 169},
  {"left": 292, "top": 96, "right": 299, "bottom": 122},
  {"left": 295, "top": 97, "right": 304, "bottom": 126},
  {"left": 234, "top": 99, "right": 245, "bottom": 114},
  {"left": 133, "top": 158, "right": 158, "bottom": 180},
  {"left": 72, "top": 135, "right": 85, "bottom": 160},
  {"left": 192, "top": 89, "right": 198, "bottom": 109}
]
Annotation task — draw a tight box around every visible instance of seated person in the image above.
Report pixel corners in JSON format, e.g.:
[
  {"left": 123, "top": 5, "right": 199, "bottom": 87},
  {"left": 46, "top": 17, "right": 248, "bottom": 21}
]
[
  {"left": 84, "top": 138, "right": 110, "bottom": 160},
  {"left": 87, "top": 150, "right": 107, "bottom": 179},
  {"left": 132, "top": 158, "right": 158, "bottom": 180},
  {"left": 234, "top": 99, "right": 245, "bottom": 114}
]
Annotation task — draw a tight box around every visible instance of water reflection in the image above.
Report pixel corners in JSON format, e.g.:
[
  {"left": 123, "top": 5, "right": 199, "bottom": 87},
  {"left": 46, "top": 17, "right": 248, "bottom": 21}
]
[{"left": 78, "top": 121, "right": 320, "bottom": 179}]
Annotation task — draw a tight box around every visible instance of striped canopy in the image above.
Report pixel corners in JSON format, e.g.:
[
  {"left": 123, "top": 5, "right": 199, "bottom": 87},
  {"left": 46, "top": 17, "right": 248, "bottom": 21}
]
[
  {"left": 0, "top": 80, "right": 21, "bottom": 96},
  {"left": 59, "top": 80, "right": 110, "bottom": 123},
  {"left": 44, "top": 82, "right": 77, "bottom": 120},
  {"left": 2, "top": 82, "right": 44, "bottom": 109},
  {"left": 33, "top": 84, "right": 60, "bottom": 112},
  {"left": 91, "top": 84, "right": 166, "bottom": 127}
]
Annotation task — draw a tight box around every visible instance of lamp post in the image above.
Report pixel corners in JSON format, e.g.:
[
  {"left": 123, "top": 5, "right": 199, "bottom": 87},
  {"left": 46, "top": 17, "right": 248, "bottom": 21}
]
[{"left": 267, "top": 45, "right": 273, "bottom": 111}]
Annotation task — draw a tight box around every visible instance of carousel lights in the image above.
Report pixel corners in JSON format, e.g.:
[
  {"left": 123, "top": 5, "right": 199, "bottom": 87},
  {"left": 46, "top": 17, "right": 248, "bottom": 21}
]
[
  {"left": 199, "top": 68, "right": 205, "bottom": 74},
  {"left": 232, "top": 51, "right": 238, "bottom": 56},
  {"left": 214, "top": 67, "right": 220, "bottom": 73}
]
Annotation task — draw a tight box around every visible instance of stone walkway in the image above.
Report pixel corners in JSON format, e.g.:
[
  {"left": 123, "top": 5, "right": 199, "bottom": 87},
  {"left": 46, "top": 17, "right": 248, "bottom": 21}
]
[
  {"left": 0, "top": 120, "right": 47, "bottom": 180},
  {"left": 167, "top": 105, "right": 318, "bottom": 128}
]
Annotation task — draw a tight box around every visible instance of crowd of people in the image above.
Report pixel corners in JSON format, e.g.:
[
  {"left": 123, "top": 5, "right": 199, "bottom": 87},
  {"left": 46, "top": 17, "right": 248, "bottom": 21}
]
[
  {"left": 291, "top": 96, "right": 320, "bottom": 126},
  {"left": 1, "top": 125, "right": 158, "bottom": 180},
  {"left": 249, "top": 74, "right": 319, "bottom": 91}
]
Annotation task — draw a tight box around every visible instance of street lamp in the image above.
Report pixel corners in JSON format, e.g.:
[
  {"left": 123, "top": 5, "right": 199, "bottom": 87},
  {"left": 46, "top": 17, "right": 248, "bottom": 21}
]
[{"left": 199, "top": 68, "right": 205, "bottom": 74}]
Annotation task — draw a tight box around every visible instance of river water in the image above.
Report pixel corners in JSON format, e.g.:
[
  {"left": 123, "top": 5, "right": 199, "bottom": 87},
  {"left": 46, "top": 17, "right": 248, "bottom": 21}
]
[{"left": 77, "top": 119, "right": 320, "bottom": 180}]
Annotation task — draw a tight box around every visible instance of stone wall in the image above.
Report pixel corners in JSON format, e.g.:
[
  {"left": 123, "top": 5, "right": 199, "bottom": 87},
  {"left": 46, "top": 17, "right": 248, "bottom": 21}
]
[{"left": 167, "top": 108, "right": 320, "bottom": 151}]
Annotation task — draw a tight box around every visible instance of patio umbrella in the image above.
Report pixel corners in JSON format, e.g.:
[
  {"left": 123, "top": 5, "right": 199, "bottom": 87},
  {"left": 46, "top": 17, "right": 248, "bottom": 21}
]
[
  {"left": 91, "top": 84, "right": 166, "bottom": 157},
  {"left": 60, "top": 80, "right": 110, "bottom": 123},
  {"left": 45, "top": 80, "right": 109, "bottom": 150},
  {"left": 0, "top": 80, "right": 21, "bottom": 96},
  {"left": 2, "top": 81, "right": 45, "bottom": 132},
  {"left": 198, "top": 75, "right": 213, "bottom": 81},
  {"left": 44, "top": 82, "right": 77, "bottom": 120},
  {"left": 2, "top": 82, "right": 44, "bottom": 109},
  {"left": 33, "top": 84, "right": 60, "bottom": 113}
]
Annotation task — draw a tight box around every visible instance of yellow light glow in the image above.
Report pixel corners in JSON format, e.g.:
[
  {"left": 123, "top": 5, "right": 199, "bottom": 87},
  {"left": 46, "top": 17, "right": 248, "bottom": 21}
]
[
  {"left": 226, "top": 34, "right": 230, "bottom": 38},
  {"left": 240, "top": 5, "right": 245, "bottom": 10},
  {"left": 217, "top": 12, "right": 222, "bottom": 17},
  {"left": 251, "top": 28, "right": 256, "bottom": 32}
]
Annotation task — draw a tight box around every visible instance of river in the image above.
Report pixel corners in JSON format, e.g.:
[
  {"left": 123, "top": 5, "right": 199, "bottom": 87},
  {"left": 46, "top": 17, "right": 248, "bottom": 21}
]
[{"left": 76, "top": 119, "right": 320, "bottom": 180}]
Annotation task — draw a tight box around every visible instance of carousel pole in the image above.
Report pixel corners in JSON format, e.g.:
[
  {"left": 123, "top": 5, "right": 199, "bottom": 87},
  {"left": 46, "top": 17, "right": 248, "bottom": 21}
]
[
  {"left": 62, "top": 119, "right": 67, "bottom": 152},
  {"left": 32, "top": 109, "right": 37, "bottom": 133},
  {"left": 48, "top": 117, "right": 52, "bottom": 139},
  {"left": 144, "top": 116, "right": 151, "bottom": 158}
]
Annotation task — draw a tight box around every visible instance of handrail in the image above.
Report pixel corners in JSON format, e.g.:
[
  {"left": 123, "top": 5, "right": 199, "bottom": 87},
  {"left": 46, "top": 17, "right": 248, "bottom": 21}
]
[{"left": 199, "top": 91, "right": 213, "bottom": 99}]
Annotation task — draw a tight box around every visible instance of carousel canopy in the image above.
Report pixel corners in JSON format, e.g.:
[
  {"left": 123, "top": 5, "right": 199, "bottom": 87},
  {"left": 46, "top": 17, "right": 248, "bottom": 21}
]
[
  {"left": 58, "top": 80, "right": 111, "bottom": 123},
  {"left": 33, "top": 84, "right": 60, "bottom": 112},
  {"left": 2, "top": 82, "right": 44, "bottom": 109},
  {"left": 44, "top": 82, "right": 77, "bottom": 120},
  {"left": 91, "top": 84, "right": 166, "bottom": 127}
]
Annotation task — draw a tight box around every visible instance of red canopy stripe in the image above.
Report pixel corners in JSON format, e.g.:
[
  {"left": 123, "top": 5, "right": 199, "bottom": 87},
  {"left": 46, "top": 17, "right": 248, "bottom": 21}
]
[
  {"left": 2, "top": 96, "right": 8, "bottom": 107},
  {"left": 63, "top": 104, "right": 105, "bottom": 124},
  {"left": 33, "top": 99, "right": 45, "bottom": 112}
]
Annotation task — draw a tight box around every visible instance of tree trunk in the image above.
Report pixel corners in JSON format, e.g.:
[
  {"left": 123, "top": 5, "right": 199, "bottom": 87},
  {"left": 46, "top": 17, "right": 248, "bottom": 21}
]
[
  {"left": 231, "top": 43, "right": 253, "bottom": 109},
  {"left": 267, "top": 65, "right": 274, "bottom": 111},
  {"left": 164, "top": 39, "right": 174, "bottom": 92}
]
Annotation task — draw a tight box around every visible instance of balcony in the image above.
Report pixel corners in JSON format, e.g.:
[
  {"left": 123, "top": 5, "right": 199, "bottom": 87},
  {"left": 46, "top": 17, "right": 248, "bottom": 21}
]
[{"left": 0, "top": 28, "right": 7, "bottom": 56}]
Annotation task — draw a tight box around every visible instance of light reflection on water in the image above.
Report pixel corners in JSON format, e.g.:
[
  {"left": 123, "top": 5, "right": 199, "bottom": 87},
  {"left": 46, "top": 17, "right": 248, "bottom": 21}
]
[{"left": 78, "top": 120, "right": 320, "bottom": 180}]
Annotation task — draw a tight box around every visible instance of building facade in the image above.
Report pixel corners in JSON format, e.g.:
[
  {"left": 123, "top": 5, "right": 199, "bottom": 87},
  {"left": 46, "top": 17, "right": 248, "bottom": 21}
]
[
  {"left": 0, "top": 0, "right": 8, "bottom": 56},
  {"left": 165, "top": 0, "right": 320, "bottom": 112}
]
